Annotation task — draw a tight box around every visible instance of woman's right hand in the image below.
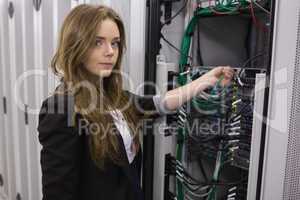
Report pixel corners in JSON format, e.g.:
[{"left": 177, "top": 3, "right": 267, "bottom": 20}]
[{"left": 200, "top": 66, "right": 235, "bottom": 88}]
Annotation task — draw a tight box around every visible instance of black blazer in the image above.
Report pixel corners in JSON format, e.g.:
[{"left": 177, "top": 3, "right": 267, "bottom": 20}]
[{"left": 37, "top": 90, "right": 160, "bottom": 200}]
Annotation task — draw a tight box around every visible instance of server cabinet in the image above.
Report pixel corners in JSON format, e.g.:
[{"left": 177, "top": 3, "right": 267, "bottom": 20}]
[
  {"left": 260, "top": 0, "right": 300, "bottom": 199},
  {"left": 0, "top": 21, "right": 9, "bottom": 200},
  {"left": 8, "top": 1, "right": 32, "bottom": 199},
  {"left": 0, "top": 1, "right": 74, "bottom": 199},
  {"left": 149, "top": 0, "right": 279, "bottom": 200},
  {"left": 0, "top": 1, "right": 20, "bottom": 199},
  {"left": 30, "top": 1, "right": 72, "bottom": 199}
]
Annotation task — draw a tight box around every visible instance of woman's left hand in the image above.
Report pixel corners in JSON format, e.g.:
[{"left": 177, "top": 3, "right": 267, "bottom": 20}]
[{"left": 200, "top": 66, "right": 235, "bottom": 87}]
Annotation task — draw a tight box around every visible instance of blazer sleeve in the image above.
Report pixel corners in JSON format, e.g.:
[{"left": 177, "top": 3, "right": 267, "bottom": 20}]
[{"left": 37, "top": 94, "right": 81, "bottom": 200}]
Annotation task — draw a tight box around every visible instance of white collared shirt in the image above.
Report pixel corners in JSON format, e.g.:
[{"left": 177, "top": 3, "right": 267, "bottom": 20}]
[
  {"left": 110, "top": 109, "right": 136, "bottom": 163},
  {"left": 109, "top": 94, "right": 173, "bottom": 163}
]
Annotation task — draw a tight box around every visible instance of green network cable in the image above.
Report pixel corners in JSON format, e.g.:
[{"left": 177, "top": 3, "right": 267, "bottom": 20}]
[{"left": 207, "top": 151, "right": 223, "bottom": 200}]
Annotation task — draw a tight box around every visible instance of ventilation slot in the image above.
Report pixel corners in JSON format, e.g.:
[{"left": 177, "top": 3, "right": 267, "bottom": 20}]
[{"left": 283, "top": 9, "right": 300, "bottom": 200}]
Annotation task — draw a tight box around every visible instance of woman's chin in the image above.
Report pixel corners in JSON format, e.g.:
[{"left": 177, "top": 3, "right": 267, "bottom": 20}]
[{"left": 94, "top": 69, "right": 112, "bottom": 78}]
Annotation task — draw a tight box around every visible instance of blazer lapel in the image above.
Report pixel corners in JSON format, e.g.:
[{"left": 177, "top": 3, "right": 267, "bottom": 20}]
[
  {"left": 115, "top": 129, "right": 132, "bottom": 178},
  {"left": 115, "top": 128, "right": 143, "bottom": 200}
]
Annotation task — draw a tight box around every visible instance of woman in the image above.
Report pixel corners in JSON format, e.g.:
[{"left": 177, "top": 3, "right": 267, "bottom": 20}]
[{"left": 37, "top": 4, "right": 234, "bottom": 200}]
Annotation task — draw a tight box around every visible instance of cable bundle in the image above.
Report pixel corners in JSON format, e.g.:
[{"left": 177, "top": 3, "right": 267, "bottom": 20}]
[{"left": 165, "top": 154, "right": 248, "bottom": 200}]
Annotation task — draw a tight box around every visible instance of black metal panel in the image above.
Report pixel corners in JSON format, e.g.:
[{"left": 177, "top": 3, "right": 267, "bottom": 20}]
[
  {"left": 143, "top": 0, "right": 162, "bottom": 200},
  {"left": 256, "top": 0, "right": 277, "bottom": 199}
]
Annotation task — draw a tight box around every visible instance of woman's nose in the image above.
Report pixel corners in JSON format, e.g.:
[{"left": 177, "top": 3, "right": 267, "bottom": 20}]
[{"left": 104, "top": 43, "right": 114, "bottom": 56}]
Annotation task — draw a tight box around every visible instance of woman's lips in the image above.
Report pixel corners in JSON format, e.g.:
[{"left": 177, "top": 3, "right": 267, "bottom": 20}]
[{"left": 98, "top": 63, "right": 113, "bottom": 69}]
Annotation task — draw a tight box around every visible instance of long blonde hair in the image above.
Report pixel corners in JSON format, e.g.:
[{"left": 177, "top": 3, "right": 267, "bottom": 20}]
[{"left": 51, "top": 4, "right": 140, "bottom": 168}]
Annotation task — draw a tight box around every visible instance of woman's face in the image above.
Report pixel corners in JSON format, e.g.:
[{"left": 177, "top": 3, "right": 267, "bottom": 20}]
[{"left": 83, "top": 19, "right": 120, "bottom": 78}]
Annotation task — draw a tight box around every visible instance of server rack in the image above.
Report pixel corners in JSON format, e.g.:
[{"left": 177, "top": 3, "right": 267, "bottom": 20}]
[{"left": 145, "top": 0, "right": 300, "bottom": 199}]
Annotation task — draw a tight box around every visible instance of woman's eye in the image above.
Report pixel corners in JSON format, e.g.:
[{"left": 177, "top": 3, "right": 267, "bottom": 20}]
[
  {"left": 111, "top": 41, "right": 120, "bottom": 49},
  {"left": 95, "top": 40, "right": 120, "bottom": 49},
  {"left": 95, "top": 40, "right": 104, "bottom": 47}
]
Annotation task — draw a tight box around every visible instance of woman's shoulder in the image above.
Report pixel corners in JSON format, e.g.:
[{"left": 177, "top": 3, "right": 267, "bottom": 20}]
[
  {"left": 41, "top": 82, "right": 74, "bottom": 111},
  {"left": 38, "top": 92, "right": 76, "bottom": 133},
  {"left": 40, "top": 92, "right": 75, "bottom": 114}
]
